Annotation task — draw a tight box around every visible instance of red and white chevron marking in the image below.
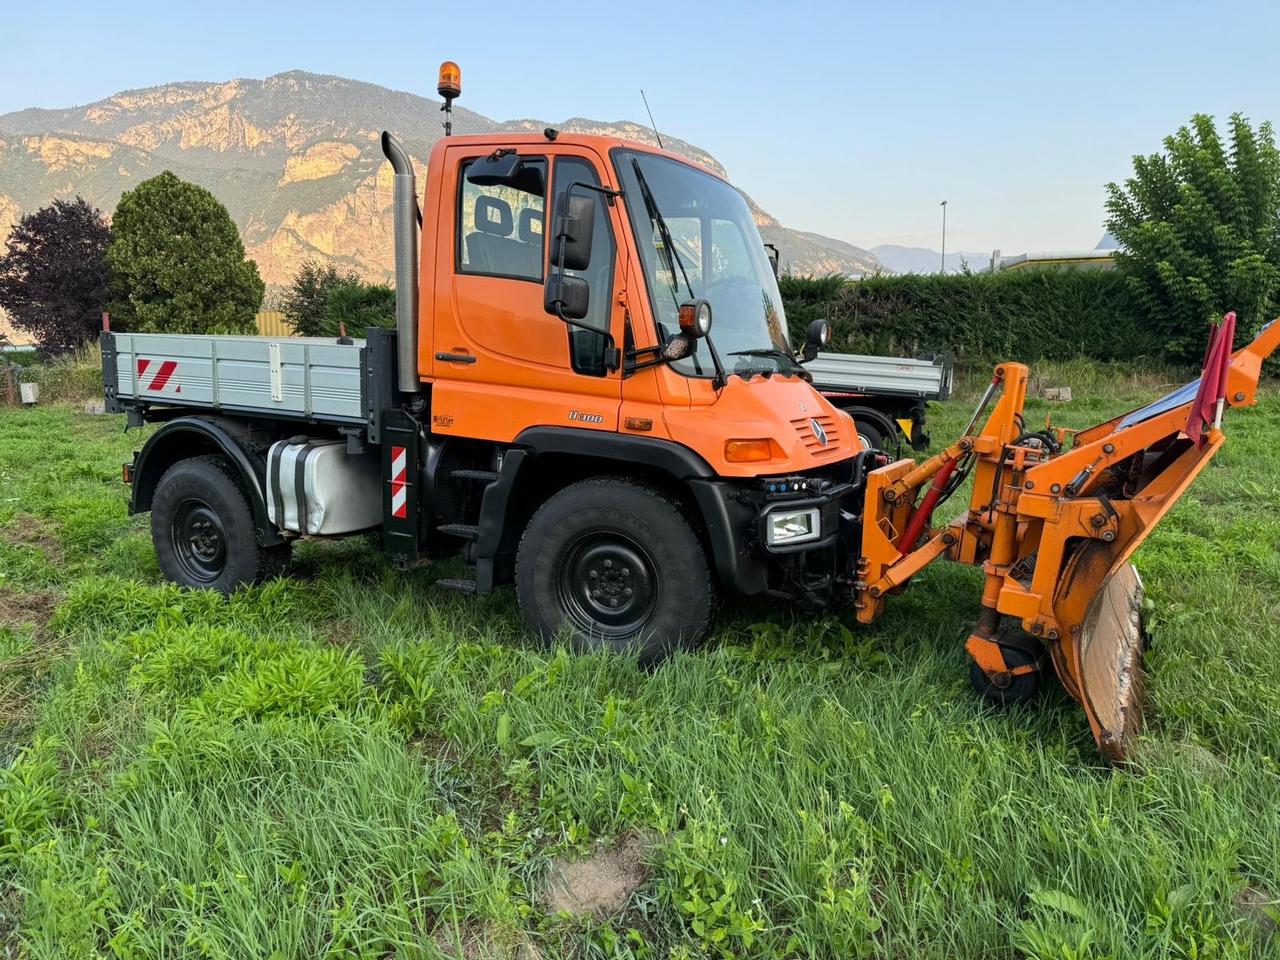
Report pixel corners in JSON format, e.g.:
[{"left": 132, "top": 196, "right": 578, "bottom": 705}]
[
  {"left": 136, "top": 358, "right": 181, "bottom": 393},
  {"left": 390, "top": 446, "right": 408, "bottom": 519}
]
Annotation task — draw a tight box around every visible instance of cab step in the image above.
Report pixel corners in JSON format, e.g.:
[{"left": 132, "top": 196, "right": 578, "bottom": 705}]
[
  {"left": 450, "top": 468, "right": 500, "bottom": 483},
  {"left": 435, "top": 578, "right": 477, "bottom": 594},
  {"left": 437, "top": 523, "right": 480, "bottom": 540}
]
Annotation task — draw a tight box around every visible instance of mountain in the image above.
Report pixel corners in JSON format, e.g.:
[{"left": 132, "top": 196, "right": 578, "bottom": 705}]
[
  {"left": 870, "top": 244, "right": 995, "bottom": 275},
  {"left": 0, "top": 72, "right": 881, "bottom": 288}
]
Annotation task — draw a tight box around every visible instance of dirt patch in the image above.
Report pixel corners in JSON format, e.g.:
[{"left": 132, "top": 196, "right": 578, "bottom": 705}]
[
  {"left": 1235, "top": 886, "right": 1278, "bottom": 936},
  {"left": 542, "top": 831, "right": 655, "bottom": 919},
  {"left": 0, "top": 587, "right": 56, "bottom": 629},
  {"left": 1, "top": 513, "right": 63, "bottom": 563}
]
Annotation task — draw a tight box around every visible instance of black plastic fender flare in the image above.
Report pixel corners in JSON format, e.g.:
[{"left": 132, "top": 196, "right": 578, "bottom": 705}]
[{"left": 129, "top": 416, "right": 283, "bottom": 546}]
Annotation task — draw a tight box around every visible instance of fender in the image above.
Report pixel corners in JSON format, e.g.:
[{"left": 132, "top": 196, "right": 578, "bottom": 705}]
[
  {"left": 829, "top": 403, "right": 902, "bottom": 454},
  {"left": 513, "top": 427, "right": 715, "bottom": 479},
  {"left": 129, "top": 416, "right": 283, "bottom": 546},
  {"left": 473, "top": 427, "right": 725, "bottom": 591}
]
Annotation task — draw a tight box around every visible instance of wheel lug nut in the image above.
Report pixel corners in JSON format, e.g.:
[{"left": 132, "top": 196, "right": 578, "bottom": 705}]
[
  {"left": 624, "top": 587, "right": 633, "bottom": 597},
  {"left": 588, "top": 570, "right": 598, "bottom": 579},
  {"left": 603, "top": 559, "right": 613, "bottom": 569},
  {"left": 621, "top": 568, "right": 630, "bottom": 578}
]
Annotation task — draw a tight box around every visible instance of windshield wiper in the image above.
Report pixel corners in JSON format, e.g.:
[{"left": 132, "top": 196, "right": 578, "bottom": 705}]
[
  {"left": 630, "top": 157, "right": 726, "bottom": 387},
  {"left": 726, "top": 347, "right": 810, "bottom": 380},
  {"left": 631, "top": 159, "right": 694, "bottom": 305}
]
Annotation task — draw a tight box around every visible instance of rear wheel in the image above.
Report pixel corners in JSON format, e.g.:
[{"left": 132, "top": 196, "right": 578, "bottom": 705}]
[
  {"left": 853, "top": 418, "right": 886, "bottom": 452},
  {"left": 515, "top": 478, "right": 713, "bottom": 664},
  {"left": 152, "top": 456, "right": 289, "bottom": 593}
]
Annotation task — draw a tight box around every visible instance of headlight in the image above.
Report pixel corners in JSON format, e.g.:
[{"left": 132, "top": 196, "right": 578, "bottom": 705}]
[{"left": 765, "top": 507, "right": 820, "bottom": 546}]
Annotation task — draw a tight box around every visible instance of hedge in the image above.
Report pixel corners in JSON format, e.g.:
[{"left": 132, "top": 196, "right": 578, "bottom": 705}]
[{"left": 779, "top": 270, "right": 1163, "bottom": 363}]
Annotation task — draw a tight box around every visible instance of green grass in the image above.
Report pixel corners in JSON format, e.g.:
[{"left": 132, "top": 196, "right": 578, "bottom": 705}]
[{"left": 1, "top": 366, "right": 1279, "bottom": 959}]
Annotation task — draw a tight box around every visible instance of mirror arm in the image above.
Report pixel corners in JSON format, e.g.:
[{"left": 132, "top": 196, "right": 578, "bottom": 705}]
[{"left": 704, "top": 335, "right": 728, "bottom": 390}]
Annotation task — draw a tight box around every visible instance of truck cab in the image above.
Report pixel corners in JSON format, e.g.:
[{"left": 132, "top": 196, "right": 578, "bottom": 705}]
[{"left": 108, "top": 125, "right": 874, "bottom": 662}]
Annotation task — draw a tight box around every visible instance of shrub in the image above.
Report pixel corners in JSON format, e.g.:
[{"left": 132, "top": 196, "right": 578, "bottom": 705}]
[
  {"left": 319, "top": 280, "right": 395, "bottom": 339},
  {"left": 779, "top": 270, "right": 1160, "bottom": 362},
  {"left": 280, "top": 260, "right": 357, "bottom": 336},
  {"left": 280, "top": 259, "right": 395, "bottom": 339},
  {"left": 106, "top": 171, "right": 264, "bottom": 334}
]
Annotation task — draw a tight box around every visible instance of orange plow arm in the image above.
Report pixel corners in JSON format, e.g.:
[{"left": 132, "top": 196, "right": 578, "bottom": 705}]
[{"left": 856, "top": 317, "right": 1280, "bottom": 762}]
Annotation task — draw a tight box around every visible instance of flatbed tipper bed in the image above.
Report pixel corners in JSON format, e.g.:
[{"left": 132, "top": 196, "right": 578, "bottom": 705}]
[{"left": 104, "top": 331, "right": 373, "bottom": 425}]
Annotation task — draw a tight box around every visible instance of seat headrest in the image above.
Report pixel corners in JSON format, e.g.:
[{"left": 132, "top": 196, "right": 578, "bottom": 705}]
[
  {"left": 518, "top": 207, "right": 543, "bottom": 244},
  {"left": 474, "top": 196, "right": 512, "bottom": 236}
]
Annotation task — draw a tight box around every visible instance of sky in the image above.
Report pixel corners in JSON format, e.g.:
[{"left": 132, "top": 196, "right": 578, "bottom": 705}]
[{"left": 3, "top": 0, "right": 1279, "bottom": 255}]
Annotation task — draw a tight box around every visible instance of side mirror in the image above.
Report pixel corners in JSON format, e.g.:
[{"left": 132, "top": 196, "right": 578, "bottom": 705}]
[
  {"left": 550, "top": 191, "right": 596, "bottom": 272},
  {"left": 764, "top": 243, "right": 780, "bottom": 278},
  {"left": 544, "top": 274, "right": 590, "bottom": 321},
  {"left": 801, "top": 318, "right": 832, "bottom": 363}
]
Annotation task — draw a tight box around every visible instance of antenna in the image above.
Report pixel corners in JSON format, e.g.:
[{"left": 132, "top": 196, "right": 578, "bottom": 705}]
[{"left": 640, "top": 89, "right": 664, "bottom": 149}]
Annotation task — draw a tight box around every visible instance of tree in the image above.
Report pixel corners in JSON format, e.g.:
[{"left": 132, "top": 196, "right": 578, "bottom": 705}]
[
  {"left": 1106, "top": 113, "right": 1280, "bottom": 361},
  {"left": 106, "top": 171, "right": 264, "bottom": 334},
  {"left": 0, "top": 197, "right": 111, "bottom": 356},
  {"left": 281, "top": 260, "right": 358, "bottom": 336}
]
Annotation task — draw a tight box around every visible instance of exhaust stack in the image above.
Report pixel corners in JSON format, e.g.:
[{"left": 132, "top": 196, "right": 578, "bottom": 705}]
[{"left": 380, "top": 132, "right": 421, "bottom": 394}]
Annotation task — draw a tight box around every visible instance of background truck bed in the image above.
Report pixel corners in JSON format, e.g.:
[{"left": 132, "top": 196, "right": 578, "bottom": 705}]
[{"left": 807, "top": 351, "right": 953, "bottom": 401}]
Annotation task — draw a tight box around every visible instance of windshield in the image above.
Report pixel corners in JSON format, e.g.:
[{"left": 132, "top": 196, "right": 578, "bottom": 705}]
[{"left": 613, "top": 150, "right": 794, "bottom": 378}]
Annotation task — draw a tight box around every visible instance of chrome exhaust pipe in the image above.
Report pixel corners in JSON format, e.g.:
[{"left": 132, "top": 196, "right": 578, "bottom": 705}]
[{"left": 380, "top": 132, "right": 421, "bottom": 394}]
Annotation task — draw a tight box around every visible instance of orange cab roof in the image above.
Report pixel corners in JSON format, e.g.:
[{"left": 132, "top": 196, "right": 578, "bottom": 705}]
[{"left": 429, "top": 132, "right": 725, "bottom": 181}]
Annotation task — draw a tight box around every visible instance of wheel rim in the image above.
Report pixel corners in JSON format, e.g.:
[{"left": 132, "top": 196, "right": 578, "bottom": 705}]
[
  {"left": 171, "top": 497, "right": 227, "bottom": 584},
  {"left": 556, "top": 532, "right": 660, "bottom": 639}
]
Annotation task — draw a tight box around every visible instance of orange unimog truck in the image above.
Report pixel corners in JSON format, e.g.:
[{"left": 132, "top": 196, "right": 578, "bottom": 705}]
[{"left": 102, "top": 63, "right": 1280, "bottom": 760}]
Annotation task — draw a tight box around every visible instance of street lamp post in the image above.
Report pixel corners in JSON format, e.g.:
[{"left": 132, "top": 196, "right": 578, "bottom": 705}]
[{"left": 940, "top": 200, "right": 948, "bottom": 274}]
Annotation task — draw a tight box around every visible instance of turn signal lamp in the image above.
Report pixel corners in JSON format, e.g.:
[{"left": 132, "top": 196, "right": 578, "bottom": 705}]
[
  {"left": 438, "top": 61, "right": 462, "bottom": 100},
  {"left": 725, "top": 439, "right": 773, "bottom": 462},
  {"left": 678, "top": 298, "right": 713, "bottom": 338}
]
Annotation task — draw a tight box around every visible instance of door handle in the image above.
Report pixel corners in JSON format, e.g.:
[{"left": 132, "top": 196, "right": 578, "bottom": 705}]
[{"left": 435, "top": 352, "right": 477, "bottom": 365}]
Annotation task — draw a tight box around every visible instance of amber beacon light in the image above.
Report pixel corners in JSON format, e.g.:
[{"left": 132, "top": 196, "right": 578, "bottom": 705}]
[
  {"left": 438, "top": 61, "right": 461, "bottom": 135},
  {"left": 438, "top": 61, "right": 462, "bottom": 100}
]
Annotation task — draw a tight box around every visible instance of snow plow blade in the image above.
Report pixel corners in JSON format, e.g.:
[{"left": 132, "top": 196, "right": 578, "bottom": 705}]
[
  {"left": 1053, "top": 546, "right": 1146, "bottom": 762},
  {"left": 856, "top": 315, "right": 1280, "bottom": 762}
]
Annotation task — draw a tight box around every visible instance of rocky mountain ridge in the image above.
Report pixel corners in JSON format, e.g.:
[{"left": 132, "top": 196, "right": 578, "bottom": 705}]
[{"left": 0, "top": 71, "right": 881, "bottom": 288}]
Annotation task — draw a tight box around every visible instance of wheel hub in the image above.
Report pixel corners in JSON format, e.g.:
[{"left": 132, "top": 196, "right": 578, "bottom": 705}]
[
  {"left": 172, "top": 499, "right": 227, "bottom": 583},
  {"left": 559, "top": 535, "right": 659, "bottom": 636}
]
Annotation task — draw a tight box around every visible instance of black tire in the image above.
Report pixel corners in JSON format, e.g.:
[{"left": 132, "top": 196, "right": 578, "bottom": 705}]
[
  {"left": 852, "top": 418, "right": 886, "bottom": 453},
  {"left": 515, "top": 478, "right": 714, "bottom": 664},
  {"left": 968, "top": 633, "right": 1046, "bottom": 706},
  {"left": 151, "top": 455, "right": 289, "bottom": 594}
]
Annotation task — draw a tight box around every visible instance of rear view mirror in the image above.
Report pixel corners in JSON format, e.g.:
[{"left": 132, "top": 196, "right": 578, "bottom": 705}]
[
  {"left": 545, "top": 274, "right": 590, "bottom": 321},
  {"left": 550, "top": 191, "right": 596, "bottom": 272}
]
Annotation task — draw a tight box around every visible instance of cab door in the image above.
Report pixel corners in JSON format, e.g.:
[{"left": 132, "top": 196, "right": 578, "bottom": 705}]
[{"left": 428, "top": 144, "right": 624, "bottom": 441}]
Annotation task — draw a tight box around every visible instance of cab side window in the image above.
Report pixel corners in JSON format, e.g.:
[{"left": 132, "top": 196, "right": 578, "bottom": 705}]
[
  {"left": 554, "top": 157, "right": 616, "bottom": 376},
  {"left": 458, "top": 158, "right": 546, "bottom": 282}
]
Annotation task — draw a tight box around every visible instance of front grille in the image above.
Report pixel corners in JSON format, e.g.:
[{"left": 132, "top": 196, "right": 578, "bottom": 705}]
[{"left": 790, "top": 414, "right": 842, "bottom": 455}]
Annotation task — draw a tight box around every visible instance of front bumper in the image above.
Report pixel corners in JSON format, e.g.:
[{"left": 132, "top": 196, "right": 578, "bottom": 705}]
[{"left": 689, "top": 459, "right": 872, "bottom": 602}]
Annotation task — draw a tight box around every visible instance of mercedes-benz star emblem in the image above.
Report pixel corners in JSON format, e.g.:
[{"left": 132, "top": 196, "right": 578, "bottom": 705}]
[{"left": 810, "top": 418, "right": 828, "bottom": 446}]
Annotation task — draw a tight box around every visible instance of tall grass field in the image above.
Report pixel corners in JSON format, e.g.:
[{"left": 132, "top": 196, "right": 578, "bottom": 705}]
[{"left": 1, "top": 362, "right": 1278, "bottom": 958}]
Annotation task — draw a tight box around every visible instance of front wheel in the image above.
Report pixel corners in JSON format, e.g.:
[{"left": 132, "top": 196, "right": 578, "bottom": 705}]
[
  {"left": 152, "top": 456, "right": 289, "bottom": 593},
  {"left": 515, "top": 478, "right": 714, "bottom": 664}
]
